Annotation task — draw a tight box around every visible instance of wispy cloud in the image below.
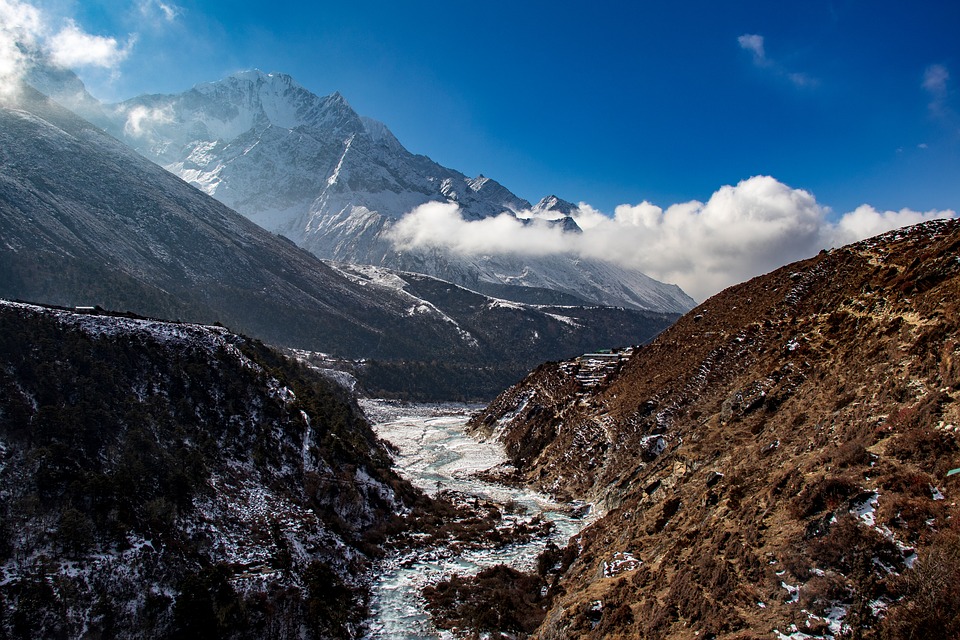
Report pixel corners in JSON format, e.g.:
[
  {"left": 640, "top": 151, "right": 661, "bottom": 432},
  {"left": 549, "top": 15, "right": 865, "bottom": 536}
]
[
  {"left": 123, "top": 103, "right": 173, "bottom": 137},
  {"left": 737, "top": 34, "right": 767, "bottom": 66},
  {"left": 738, "top": 33, "right": 816, "bottom": 89},
  {"left": 139, "top": 0, "right": 182, "bottom": 24},
  {"left": 923, "top": 63, "right": 951, "bottom": 118},
  {"left": 388, "top": 176, "right": 955, "bottom": 301},
  {"left": 924, "top": 64, "right": 949, "bottom": 96}
]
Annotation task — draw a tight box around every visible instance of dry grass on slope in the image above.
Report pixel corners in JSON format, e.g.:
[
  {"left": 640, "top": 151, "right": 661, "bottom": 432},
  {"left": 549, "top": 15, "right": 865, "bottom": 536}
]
[{"left": 468, "top": 220, "right": 960, "bottom": 639}]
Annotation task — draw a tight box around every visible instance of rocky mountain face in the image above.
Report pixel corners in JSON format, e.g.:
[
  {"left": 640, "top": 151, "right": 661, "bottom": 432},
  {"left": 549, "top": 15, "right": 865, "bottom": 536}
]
[
  {"left": 91, "top": 69, "right": 693, "bottom": 313},
  {"left": 0, "top": 300, "right": 419, "bottom": 638},
  {"left": 0, "top": 84, "right": 678, "bottom": 400},
  {"left": 468, "top": 219, "right": 960, "bottom": 638}
]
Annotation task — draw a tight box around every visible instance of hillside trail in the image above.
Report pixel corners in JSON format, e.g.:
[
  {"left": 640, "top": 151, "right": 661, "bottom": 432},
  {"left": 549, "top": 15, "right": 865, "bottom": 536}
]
[{"left": 360, "top": 400, "right": 593, "bottom": 639}]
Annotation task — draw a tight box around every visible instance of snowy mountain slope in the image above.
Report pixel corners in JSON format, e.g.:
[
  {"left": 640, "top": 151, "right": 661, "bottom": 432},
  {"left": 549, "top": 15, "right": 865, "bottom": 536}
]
[
  {"left": 0, "top": 83, "right": 679, "bottom": 398},
  {"left": 93, "top": 69, "right": 694, "bottom": 313},
  {"left": 108, "top": 71, "right": 526, "bottom": 231}
]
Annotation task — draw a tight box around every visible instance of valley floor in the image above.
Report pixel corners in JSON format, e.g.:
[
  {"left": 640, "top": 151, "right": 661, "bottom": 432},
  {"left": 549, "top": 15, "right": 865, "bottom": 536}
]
[{"left": 360, "top": 401, "right": 593, "bottom": 639}]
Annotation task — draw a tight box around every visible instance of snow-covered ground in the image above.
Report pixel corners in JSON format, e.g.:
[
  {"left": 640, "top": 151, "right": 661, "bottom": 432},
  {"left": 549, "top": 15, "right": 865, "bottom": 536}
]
[{"left": 361, "top": 401, "right": 593, "bottom": 639}]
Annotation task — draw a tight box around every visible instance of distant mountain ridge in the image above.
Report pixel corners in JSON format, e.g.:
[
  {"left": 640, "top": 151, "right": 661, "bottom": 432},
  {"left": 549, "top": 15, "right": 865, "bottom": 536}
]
[
  {"left": 88, "top": 69, "right": 693, "bottom": 313},
  {"left": 0, "top": 83, "right": 679, "bottom": 399}
]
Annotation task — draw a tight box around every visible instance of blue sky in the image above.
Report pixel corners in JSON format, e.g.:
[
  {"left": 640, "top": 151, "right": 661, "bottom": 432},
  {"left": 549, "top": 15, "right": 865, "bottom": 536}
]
[{"left": 14, "top": 0, "right": 960, "bottom": 218}]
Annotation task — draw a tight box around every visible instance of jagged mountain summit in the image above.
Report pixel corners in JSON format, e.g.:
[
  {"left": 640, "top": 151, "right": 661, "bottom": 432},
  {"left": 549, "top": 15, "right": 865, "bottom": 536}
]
[
  {"left": 464, "top": 219, "right": 960, "bottom": 638},
  {"left": 0, "top": 83, "right": 679, "bottom": 399},
  {"left": 93, "top": 69, "right": 693, "bottom": 313}
]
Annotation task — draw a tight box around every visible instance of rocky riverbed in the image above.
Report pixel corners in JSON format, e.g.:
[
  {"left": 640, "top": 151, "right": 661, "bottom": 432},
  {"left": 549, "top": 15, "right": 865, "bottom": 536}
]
[{"left": 360, "top": 401, "right": 593, "bottom": 639}]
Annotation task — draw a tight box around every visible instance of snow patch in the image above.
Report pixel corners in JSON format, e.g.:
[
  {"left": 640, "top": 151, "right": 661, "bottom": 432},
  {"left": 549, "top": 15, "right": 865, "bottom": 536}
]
[
  {"left": 604, "top": 551, "right": 641, "bottom": 577},
  {"left": 327, "top": 134, "right": 355, "bottom": 186},
  {"left": 851, "top": 491, "right": 879, "bottom": 527},
  {"left": 544, "top": 312, "right": 582, "bottom": 327}
]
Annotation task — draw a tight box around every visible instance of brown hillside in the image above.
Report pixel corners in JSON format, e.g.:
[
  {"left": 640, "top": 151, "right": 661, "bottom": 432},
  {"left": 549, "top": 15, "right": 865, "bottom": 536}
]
[{"left": 468, "top": 218, "right": 960, "bottom": 638}]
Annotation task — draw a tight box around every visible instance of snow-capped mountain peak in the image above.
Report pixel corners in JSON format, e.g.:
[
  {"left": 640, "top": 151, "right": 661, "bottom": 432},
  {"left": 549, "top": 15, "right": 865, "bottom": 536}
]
[
  {"left": 533, "top": 195, "right": 579, "bottom": 217},
  {"left": 89, "top": 70, "right": 694, "bottom": 313},
  {"left": 360, "top": 115, "right": 404, "bottom": 152},
  {"left": 183, "top": 69, "right": 364, "bottom": 141}
]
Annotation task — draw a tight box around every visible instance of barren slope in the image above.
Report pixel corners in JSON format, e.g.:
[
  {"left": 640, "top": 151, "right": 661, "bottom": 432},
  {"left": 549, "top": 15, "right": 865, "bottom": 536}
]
[{"left": 470, "top": 219, "right": 960, "bottom": 638}]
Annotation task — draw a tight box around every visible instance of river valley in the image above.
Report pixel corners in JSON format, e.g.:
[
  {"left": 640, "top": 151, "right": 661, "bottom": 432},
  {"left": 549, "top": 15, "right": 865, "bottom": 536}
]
[{"left": 360, "top": 401, "right": 593, "bottom": 639}]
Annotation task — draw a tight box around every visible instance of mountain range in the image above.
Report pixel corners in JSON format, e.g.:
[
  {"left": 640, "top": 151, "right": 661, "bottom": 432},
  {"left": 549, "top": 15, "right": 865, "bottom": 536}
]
[
  {"left": 0, "top": 82, "right": 678, "bottom": 400},
  {"left": 53, "top": 68, "right": 693, "bottom": 314}
]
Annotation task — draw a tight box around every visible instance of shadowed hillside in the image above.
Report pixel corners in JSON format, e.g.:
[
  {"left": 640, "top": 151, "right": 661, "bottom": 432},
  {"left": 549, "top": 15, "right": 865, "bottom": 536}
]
[{"left": 0, "top": 300, "right": 418, "bottom": 638}]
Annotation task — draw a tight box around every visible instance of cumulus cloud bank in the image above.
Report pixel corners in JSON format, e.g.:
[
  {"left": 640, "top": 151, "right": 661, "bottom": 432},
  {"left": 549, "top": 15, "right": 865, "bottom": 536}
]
[
  {"left": 0, "top": 0, "right": 132, "bottom": 97},
  {"left": 388, "top": 176, "right": 955, "bottom": 301}
]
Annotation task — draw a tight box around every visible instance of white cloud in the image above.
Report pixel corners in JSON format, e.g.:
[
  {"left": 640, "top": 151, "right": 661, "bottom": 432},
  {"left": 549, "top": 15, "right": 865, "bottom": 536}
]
[
  {"left": 738, "top": 33, "right": 816, "bottom": 88},
  {"left": 123, "top": 103, "right": 173, "bottom": 137},
  {"left": 387, "top": 176, "right": 956, "bottom": 301},
  {"left": 47, "top": 19, "right": 133, "bottom": 69},
  {"left": 825, "top": 205, "right": 951, "bottom": 248},
  {"left": 923, "top": 63, "right": 951, "bottom": 118},
  {"left": 390, "top": 201, "right": 574, "bottom": 257},
  {"left": 0, "top": 0, "right": 43, "bottom": 96},
  {"left": 923, "top": 64, "right": 949, "bottom": 96},
  {"left": 139, "top": 0, "right": 182, "bottom": 24},
  {"left": 787, "top": 72, "right": 817, "bottom": 88},
  {"left": 738, "top": 34, "right": 766, "bottom": 65},
  {"left": 0, "top": 0, "right": 132, "bottom": 98}
]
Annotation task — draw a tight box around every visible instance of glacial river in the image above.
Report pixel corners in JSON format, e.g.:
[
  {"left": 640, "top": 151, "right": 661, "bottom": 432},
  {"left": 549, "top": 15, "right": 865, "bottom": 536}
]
[{"left": 360, "top": 400, "right": 592, "bottom": 639}]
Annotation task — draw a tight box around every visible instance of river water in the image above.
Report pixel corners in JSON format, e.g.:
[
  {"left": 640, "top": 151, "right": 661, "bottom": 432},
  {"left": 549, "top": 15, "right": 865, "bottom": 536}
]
[{"left": 360, "top": 400, "right": 592, "bottom": 640}]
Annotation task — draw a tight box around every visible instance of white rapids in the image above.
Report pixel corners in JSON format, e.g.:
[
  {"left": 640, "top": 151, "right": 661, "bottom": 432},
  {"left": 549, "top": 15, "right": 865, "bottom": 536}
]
[{"left": 360, "top": 400, "right": 592, "bottom": 639}]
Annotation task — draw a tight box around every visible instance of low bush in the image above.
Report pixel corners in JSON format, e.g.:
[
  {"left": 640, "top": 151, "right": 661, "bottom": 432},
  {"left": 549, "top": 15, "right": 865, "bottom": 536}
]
[
  {"left": 881, "top": 531, "right": 960, "bottom": 639},
  {"left": 789, "top": 475, "right": 861, "bottom": 519}
]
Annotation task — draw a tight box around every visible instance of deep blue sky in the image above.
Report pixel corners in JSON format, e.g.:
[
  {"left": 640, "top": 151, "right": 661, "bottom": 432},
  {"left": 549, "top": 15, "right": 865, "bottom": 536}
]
[{"left": 41, "top": 0, "right": 960, "bottom": 216}]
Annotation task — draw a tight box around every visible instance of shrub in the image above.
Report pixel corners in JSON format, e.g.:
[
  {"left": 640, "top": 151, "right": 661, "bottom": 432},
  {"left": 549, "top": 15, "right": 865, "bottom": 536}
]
[
  {"left": 808, "top": 514, "right": 899, "bottom": 580},
  {"left": 829, "top": 441, "right": 873, "bottom": 468},
  {"left": 881, "top": 532, "right": 960, "bottom": 639},
  {"left": 799, "top": 571, "right": 850, "bottom": 610},
  {"left": 886, "top": 425, "right": 957, "bottom": 473},
  {"left": 790, "top": 475, "right": 861, "bottom": 519},
  {"left": 423, "top": 564, "right": 548, "bottom": 636}
]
